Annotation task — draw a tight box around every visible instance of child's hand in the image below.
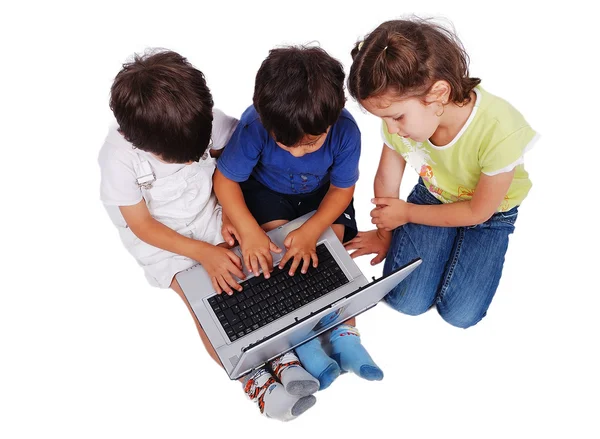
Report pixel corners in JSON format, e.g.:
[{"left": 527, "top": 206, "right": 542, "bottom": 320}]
[
  {"left": 370, "top": 198, "right": 410, "bottom": 231},
  {"left": 196, "top": 244, "right": 246, "bottom": 295},
  {"left": 221, "top": 214, "right": 241, "bottom": 248},
  {"left": 240, "top": 230, "right": 282, "bottom": 279},
  {"left": 344, "top": 229, "right": 392, "bottom": 265},
  {"left": 279, "top": 228, "right": 319, "bottom": 275}
]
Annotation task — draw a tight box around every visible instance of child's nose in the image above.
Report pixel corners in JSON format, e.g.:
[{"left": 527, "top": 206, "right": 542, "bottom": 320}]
[{"left": 385, "top": 121, "right": 399, "bottom": 135}]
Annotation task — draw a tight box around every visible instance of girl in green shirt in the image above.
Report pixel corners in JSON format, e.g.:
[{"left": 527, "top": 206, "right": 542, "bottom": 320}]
[{"left": 345, "top": 18, "right": 538, "bottom": 328}]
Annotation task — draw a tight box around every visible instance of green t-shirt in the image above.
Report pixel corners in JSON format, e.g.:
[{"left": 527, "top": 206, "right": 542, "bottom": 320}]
[{"left": 382, "top": 86, "right": 538, "bottom": 212}]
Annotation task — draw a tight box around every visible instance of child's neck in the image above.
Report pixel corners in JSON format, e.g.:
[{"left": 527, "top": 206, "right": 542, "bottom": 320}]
[{"left": 429, "top": 91, "right": 476, "bottom": 146}]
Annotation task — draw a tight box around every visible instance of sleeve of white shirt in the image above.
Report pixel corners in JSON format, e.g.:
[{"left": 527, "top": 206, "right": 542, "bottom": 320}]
[
  {"left": 211, "top": 108, "right": 239, "bottom": 151},
  {"left": 98, "top": 127, "right": 143, "bottom": 206}
]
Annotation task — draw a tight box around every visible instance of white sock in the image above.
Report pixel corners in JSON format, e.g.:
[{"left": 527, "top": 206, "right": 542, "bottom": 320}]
[
  {"left": 243, "top": 368, "right": 316, "bottom": 421},
  {"left": 270, "top": 351, "right": 320, "bottom": 396}
]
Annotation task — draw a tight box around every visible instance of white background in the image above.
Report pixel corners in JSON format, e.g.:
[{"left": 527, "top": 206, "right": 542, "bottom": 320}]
[{"left": 1, "top": 1, "right": 598, "bottom": 438}]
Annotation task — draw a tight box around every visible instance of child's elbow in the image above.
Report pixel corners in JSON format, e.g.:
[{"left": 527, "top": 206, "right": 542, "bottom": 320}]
[{"left": 470, "top": 207, "right": 494, "bottom": 225}]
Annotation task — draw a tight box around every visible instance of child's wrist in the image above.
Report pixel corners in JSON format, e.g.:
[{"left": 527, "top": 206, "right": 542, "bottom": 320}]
[{"left": 299, "top": 222, "right": 323, "bottom": 240}]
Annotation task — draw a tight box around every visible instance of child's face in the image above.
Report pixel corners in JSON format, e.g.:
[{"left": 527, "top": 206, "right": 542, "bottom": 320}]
[
  {"left": 275, "top": 129, "right": 330, "bottom": 158},
  {"left": 361, "top": 93, "right": 440, "bottom": 143}
]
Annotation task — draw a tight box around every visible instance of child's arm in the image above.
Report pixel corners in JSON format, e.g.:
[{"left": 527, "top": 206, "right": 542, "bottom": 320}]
[
  {"left": 279, "top": 184, "right": 354, "bottom": 275},
  {"left": 345, "top": 145, "right": 406, "bottom": 264},
  {"left": 119, "top": 199, "right": 245, "bottom": 294},
  {"left": 213, "top": 169, "right": 282, "bottom": 278},
  {"left": 372, "top": 169, "right": 515, "bottom": 229}
]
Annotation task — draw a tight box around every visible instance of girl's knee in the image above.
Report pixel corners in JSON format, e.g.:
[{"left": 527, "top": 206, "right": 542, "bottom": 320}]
[
  {"left": 437, "top": 303, "right": 487, "bottom": 329},
  {"left": 384, "top": 285, "right": 434, "bottom": 316}
]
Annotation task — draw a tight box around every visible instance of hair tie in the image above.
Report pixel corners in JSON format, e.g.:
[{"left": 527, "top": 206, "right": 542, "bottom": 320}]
[{"left": 358, "top": 41, "right": 364, "bottom": 51}]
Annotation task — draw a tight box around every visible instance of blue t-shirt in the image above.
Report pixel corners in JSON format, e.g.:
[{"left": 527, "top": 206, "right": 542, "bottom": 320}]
[{"left": 217, "top": 106, "right": 361, "bottom": 194}]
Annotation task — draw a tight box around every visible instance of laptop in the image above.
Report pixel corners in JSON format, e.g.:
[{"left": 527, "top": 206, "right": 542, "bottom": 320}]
[{"left": 176, "top": 211, "right": 421, "bottom": 380}]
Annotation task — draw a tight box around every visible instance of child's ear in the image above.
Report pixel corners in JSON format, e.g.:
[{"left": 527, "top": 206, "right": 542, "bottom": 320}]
[{"left": 427, "top": 80, "right": 451, "bottom": 104}]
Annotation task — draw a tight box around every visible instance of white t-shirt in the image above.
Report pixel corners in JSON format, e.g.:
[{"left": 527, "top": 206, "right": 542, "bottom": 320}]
[{"left": 98, "top": 108, "right": 238, "bottom": 227}]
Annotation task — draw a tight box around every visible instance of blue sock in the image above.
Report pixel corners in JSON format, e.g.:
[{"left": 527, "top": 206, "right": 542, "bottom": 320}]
[
  {"left": 330, "top": 325, "right": 384, "bottom": 381},
  {"left": 295, "top": 337, "right": 341, "bottom": 390}
]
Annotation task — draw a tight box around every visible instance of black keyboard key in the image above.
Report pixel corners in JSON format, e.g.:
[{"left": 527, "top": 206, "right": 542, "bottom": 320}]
[
  {"left": 248, "top": 276, "right": 262, "bottom": 287},
  {"left": 224, "top": 309, "right": 239, "bottom": 325}
]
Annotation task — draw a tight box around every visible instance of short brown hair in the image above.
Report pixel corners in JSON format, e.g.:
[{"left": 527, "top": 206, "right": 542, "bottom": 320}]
[
  {"left": 253, "top": 46, "right": 346, "bottom": 147},
  {"left": 110, "top": 50, "right": 214, "bottom": 163},
  {"left": 348, "top": 18, "right": 480, "bottom": 104}
]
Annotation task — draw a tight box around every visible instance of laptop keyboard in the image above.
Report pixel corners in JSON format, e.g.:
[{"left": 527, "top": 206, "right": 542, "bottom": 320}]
[{"left": 207, "top": 243, "right": 349, "bottom": 342}]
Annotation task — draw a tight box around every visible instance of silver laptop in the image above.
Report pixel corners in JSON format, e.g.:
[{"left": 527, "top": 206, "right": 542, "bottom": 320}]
[{"left": 176, "top": 211, "right": 421, "bottom": 380}]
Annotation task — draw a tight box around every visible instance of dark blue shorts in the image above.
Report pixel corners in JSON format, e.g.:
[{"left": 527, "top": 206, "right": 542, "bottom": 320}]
[{"left": 240, "top": 177, "right": 358, "bottom": 243}]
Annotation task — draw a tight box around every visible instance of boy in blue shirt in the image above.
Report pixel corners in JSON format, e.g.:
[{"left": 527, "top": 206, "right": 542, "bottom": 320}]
[{"left": 214, "top": 46, "right": 384, "bottom": 409}]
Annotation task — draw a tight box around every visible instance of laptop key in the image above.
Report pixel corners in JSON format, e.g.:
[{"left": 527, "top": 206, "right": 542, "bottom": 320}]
[{"left": 224, "top": 310, "right": 239, "bottom": 325}]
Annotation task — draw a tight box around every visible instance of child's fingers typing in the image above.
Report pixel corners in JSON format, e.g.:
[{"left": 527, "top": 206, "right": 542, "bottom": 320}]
[
  {"left": 225, "top": 250, "right": 245, "bottom": 277},
  {"left": 269, "top": 240, "right": 282, "bottom": 253},
  {"left": 211, "top": 277, "right": 223, "bottom": 295},
  {"left": 301, "top": 253, "right": 312, "bottom": 274},
  {"left": 261, "top": 249, "right": 275, "bottom": 275},
  {"left": 222, "top": 226, "right": 235, "bottom": 247},
  {"left": 222, "top": 271, "right": 242, "bottom": 292},
  {"left": 288, "top": 253, "right": 303, "bottom": 276},
  {"left": 217, "top": 275, "right": 234, "bottom": 295},
  {"left": 247, "top": 254, "right": 260, "bottom": 277},
  {"left": 278, "top": 252, "right": 293, "bottom": 271}
]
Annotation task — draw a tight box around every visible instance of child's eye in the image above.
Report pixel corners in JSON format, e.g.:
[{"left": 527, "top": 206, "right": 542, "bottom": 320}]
[{"left": 393, "top": 115, "right": 404, "bottom": 121}]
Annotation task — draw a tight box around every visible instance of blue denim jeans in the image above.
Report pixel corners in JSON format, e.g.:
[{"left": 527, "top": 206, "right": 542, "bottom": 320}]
[{"left": 383, "top": 180, "right": 518, "bottom": 328}]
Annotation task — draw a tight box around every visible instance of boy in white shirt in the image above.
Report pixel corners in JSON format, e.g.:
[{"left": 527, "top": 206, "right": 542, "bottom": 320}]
[{"left": 98, "top": 50, "right": 318, "bottom": 421}]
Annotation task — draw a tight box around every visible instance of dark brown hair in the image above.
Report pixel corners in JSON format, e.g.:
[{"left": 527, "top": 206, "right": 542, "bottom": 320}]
[
  {"left": 253, "top": 46, "right": 346, "bottom": 147},
  {"left": 110, "top": 50, "right": 214, "bottom": 163},
  {"left": 348, "top": 18, "right": 480, "bottom": 104}
]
